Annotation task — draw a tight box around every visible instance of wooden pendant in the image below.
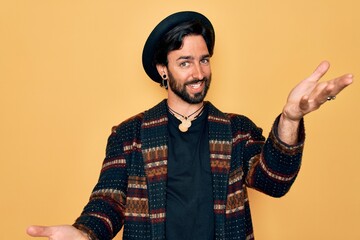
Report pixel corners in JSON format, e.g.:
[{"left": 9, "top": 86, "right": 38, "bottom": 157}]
[{"left": 178, "top": 119, "right": 192, "bottom": 132}]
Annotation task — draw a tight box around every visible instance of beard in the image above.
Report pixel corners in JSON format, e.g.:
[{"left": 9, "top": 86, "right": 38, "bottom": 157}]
[{"left": 167, "top": 70, "right": 211, "bottom": 104}]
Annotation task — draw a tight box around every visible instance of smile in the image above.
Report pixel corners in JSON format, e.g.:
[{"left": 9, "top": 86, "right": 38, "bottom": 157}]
[{"left": 186, "top": 80, "right": 204, "bottom": 89}]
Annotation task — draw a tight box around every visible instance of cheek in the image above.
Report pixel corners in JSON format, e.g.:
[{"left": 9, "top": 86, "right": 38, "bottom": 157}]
[
  {"left": 206, "top": 67, "right": 212, "bottom": 76},
  {"left": 169, "top": 68, "right": 191, "bottom": 81},
  {"left": 202, "top": 66, "right": 212, "bottom": 78}
]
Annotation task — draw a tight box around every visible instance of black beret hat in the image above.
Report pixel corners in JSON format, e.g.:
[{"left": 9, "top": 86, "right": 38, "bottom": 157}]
[{"left": 142, "top": 11, "right": 214, "bottom": 83}]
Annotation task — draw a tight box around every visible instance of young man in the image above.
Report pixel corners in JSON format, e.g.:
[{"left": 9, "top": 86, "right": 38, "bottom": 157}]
[{"left": 27, "top": 11, "right": 353, "bottom": 240}]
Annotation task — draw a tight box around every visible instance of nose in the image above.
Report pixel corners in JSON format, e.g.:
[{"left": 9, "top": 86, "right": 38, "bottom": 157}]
[{"left": 192, "top": 63, "right": 205, "bottom": 80}]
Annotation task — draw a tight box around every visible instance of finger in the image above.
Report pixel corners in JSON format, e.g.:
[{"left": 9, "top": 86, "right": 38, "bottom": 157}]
[
  {"left": 307, "top": 81, "right": 329, "bottom": 104},
  {"left": 330, "top": 74, "right": 354, "bottom": 95},
  {"left": 309, "top": 73, "right": 353, "bottom": 103},
  {"left": 306, "top": 61, "right": 330, "bottom": 83},
  {"left": 314, "top": 74, "right": 353, "bottom": 103},
  {"left": 26, "top": 225, "right": 53, "bottom": 237}
]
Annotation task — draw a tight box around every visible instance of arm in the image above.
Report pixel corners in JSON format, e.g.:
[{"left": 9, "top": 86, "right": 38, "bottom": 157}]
[
  {"left": 72, "top": 127, "right": 128, "bottom": 240},
  {"left": 245, "top": 115, "right": 305, "bottom": 197},
  {"left": 246, "top": 61, "right": 353, "bottom": 197},
  {"left": 27, "top": 126, "right": 129, "bottom": 240}
]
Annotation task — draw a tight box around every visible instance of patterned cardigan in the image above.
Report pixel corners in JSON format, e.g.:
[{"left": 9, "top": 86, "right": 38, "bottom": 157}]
[{"left": 74, "top": 99, "right": 305, "bottom": 240}]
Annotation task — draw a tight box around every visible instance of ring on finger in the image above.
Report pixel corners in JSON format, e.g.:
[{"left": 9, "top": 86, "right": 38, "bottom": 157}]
[{"left": 327, "top": 96, "right": 336, "bottom": 101}]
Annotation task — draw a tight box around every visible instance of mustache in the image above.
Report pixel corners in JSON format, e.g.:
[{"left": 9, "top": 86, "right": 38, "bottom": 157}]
[{"left": 185, "top": 77, "right": 208, "bottom": 85}]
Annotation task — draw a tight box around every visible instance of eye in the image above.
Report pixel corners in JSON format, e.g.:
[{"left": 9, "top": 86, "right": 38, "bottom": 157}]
[
  {"left": 179, "top": 61, "right": 190, "bottom": 68},
  {"left": 200, "top": 58, "right": 210, "bottom": 65}
]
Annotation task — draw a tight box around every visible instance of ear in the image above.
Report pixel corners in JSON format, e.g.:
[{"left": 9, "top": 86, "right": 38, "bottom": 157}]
[{"left": 156, "top": 64, "right": 168, "bottom": 79}]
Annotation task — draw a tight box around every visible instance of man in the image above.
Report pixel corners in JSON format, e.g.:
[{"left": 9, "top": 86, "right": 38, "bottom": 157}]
[{"left": 27, "top": 11, "right": 353, "bottom": 240}]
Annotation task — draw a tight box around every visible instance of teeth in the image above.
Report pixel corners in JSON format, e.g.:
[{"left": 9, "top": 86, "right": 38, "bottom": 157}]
[{"left": 190, "top": 83, "right": 201, "bottom": 89}]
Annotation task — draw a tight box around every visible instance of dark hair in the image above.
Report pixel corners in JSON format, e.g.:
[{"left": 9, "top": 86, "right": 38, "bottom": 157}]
[{"left": 153, "top": 20, "right": 215, "bottom": 66}]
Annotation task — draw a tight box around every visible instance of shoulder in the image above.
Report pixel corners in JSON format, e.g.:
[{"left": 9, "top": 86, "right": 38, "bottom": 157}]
[
  {"left": 207, "top": 101, "right": 259, "bottom": 131},
  {"left": 111, "top": 112, "right": 145, "bottom": 134},
  {"left": 207, "top": 102, "right": 263, "bottom": 138},
  {"left": 227, "top": 113, "right": 257, "bottom": 129},
  {"left": 110, "top": 99, "right": 168, "bottom": 135}
]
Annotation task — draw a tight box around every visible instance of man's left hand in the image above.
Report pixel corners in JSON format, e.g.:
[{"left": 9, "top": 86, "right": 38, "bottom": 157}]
[{"left": 282, "top": 60, "right": 353, "bottom": 122}]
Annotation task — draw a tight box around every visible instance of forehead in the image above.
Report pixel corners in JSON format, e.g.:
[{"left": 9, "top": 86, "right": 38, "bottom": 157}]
[{"left": 168, "top": 35, "right": 209, "bottom": 58}]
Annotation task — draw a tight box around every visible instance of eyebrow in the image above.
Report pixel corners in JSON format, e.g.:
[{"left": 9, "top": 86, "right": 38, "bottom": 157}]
[{"left": 176, "top": 54, "right": 210, "bottom": 61}]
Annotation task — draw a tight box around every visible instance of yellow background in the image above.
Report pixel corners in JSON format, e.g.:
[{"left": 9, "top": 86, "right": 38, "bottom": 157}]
[{"left": 1, "top": 1, "right": 359, "bottom": 239}]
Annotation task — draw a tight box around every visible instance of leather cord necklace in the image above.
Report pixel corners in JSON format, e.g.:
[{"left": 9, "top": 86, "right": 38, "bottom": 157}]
[{"left": 168, "top": 104, "right": 204, "bottom": 132}]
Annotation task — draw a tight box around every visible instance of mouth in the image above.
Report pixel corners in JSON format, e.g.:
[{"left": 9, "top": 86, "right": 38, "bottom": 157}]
[{"left": 186, "top": 79, "right": 205, "bottom": 90}]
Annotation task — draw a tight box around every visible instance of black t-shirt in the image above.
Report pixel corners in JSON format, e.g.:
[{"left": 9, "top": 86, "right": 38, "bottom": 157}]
[{"left": 165, "top": 104, "right": 214, "bottom": 240}]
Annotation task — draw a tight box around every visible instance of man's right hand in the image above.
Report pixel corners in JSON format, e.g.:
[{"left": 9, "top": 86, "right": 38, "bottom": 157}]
[{"left": 26, "top": 225, "right": 89, "bottom": 240}]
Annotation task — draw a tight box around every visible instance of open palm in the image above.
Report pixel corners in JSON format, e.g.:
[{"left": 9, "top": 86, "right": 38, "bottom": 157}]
[
  {"left": 282, "top": 61, "right": 353, "bottom": 121},
  {"left": 27, "top": 225, "right": 89, "bottom": 240}
]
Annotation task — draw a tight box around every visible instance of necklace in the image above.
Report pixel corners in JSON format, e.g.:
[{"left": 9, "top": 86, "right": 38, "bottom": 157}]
[{"left": 168, "top": 104, "right": 204, "bottom": 132}]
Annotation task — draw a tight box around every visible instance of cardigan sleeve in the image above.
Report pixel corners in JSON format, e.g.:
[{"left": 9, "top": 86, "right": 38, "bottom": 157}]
[
  {"left": 245, "top": 114, "right": 305, "bottom": 197},
  {"left": 73, "top": 125, "right": 129, "bottom": 240}
]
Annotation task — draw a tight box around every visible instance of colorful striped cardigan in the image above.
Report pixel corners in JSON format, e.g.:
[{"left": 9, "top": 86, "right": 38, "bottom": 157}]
[{"left": 74, "top": 99, "right": 304, "bottom": 240}]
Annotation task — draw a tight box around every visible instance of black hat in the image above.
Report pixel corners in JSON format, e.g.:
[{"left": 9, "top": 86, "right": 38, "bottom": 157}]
[{"left": 142, "top": 11, "right": 214, "bottom": 83}]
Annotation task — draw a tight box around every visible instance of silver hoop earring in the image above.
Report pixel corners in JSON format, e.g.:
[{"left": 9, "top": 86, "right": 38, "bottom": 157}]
[
  {"left": 161, "top": 78, "right": 168, "bottom": 89},
  {"left": 160, "top": 73, "right": 168, "bottom": 89}
]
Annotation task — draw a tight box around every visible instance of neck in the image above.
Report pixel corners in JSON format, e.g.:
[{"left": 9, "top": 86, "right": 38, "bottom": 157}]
[
  {"left": 167, "top": 99, "right": 205, "bottom": 133},
  {"left": 167, "top": 98, "right": 204, "bottom": 118}
]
